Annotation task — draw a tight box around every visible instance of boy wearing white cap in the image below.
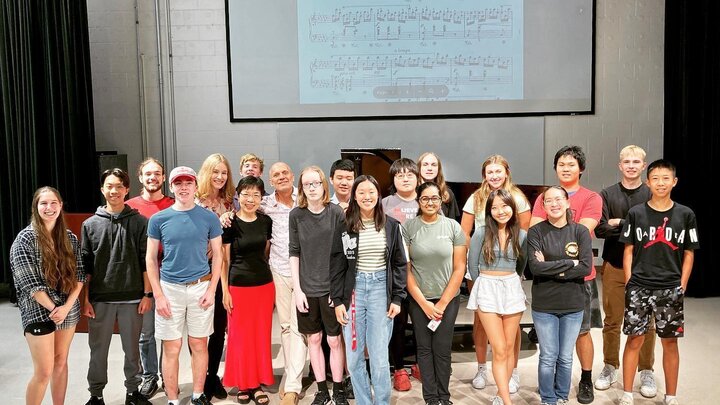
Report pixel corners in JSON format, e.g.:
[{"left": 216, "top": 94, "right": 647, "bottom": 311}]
[{"left": 145, "top": 166, "right": 223, "bottom": 405}]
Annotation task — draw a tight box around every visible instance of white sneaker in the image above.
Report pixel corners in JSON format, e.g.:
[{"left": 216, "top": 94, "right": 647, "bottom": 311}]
[
  {"left": 594, "top": 364, "right": 618, "bottom": 390},
  {"left": 639, "top": 370, "right": 657, "bottom": 398},
  {"left": 472, "top": 365, "right": 488, "bottom": 389},
  {"left": 508, "top": 369, "right": 520, "bottom": 394},
  {"left": 556, "top": 399, "right": 569, "bottom": 405},
  {"left": 619, "top": 393, "right": 634, "bottom": 405},
  {"left": 491, "top": 396, "right": 503, "bottom": 405},
  {"left": 664, "top": 396, "right": 679, "bottom": 405}
]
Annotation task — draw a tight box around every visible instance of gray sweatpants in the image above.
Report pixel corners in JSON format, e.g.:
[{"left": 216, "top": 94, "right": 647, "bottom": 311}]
[{"left": 87, "top": 302, "right": 143, "bottom": 396}]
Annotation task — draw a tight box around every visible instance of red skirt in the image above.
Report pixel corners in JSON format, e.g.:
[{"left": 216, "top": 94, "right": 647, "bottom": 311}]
[{"left": 223, "top": 282, "right": 275, "bottom": 390}]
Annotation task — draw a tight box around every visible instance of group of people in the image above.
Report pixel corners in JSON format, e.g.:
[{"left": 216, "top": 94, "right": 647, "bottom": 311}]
[{"left": 9, "top": 145, "right": 698, "bottom": 405}]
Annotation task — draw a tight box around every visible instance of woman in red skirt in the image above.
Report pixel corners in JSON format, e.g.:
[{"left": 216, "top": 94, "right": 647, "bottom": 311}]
[{"left": 221, "top": 176, "right": 275, "bottom": 404}]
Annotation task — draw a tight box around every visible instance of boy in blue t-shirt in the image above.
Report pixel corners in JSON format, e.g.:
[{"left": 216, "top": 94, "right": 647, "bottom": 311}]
[
  {"left": 618, "top": 159, "right": 700, "bottom": 405},
  {"left": 146, "top": 166, "right": 223, "bottom": 405}
]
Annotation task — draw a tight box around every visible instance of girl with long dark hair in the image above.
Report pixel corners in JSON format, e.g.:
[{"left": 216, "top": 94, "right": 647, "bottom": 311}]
[
  {"left": 331, "top": 175, "right": 407, "bottom": 405},
  {"left": 10, "top": 187, "right": 85, "bottom": 405}
]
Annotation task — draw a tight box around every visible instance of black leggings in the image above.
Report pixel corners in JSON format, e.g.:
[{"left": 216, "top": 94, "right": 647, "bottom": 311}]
[
  {"left": 207, "top": 286, "right": 227, "bottom": 377},
  {"left": 389, "top": 297, "right": 411, "bottom": 370}
]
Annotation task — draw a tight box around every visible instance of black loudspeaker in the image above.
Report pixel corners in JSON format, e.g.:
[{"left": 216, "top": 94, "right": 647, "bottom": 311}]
[{"left": 96, "top": 151, "right": 128, "bottom": 176}]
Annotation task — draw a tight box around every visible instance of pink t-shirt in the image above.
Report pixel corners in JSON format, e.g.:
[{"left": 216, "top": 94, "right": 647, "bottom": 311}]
[{"left": 532, "top": 186, "right": 602, "bottom": 280}]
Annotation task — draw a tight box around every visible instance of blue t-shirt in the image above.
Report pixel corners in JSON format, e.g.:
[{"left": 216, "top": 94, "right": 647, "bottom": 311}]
[{"left": 148, "top": 205, "right": 223, "bottom": 283}]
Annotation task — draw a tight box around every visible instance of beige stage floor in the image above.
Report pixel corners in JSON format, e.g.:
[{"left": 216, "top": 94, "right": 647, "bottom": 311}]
[{"left": 2, "top": 285, "right": 719, "bottom": 405}]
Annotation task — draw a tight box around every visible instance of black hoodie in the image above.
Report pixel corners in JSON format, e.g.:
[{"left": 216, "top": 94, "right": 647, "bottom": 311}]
[{"left": 81, "top": 205, "right": 148, "bottom": 302}]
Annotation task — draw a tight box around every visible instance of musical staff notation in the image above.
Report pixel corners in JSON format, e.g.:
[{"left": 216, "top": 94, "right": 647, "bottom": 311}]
[
  {"left": 309, "top": 6, "right": 514, "bottom": 42},
  {"left": 309, "top": 53, "right": 514, "bottom": 97}
]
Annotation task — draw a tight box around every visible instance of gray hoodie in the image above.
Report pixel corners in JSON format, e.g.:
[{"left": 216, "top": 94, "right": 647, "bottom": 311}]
[{"left": 81, "top": 205, "right": 148, "bottom": 302}]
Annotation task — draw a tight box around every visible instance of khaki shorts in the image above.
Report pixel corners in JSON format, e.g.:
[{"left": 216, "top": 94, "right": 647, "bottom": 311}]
[{"left": 155, "top": 280, "right": 214, "bottom": 340}]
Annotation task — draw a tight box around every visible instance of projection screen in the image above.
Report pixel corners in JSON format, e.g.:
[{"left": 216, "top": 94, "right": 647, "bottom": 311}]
[{"left": 226, "top": 0, "right": 595, "bottom": 121}]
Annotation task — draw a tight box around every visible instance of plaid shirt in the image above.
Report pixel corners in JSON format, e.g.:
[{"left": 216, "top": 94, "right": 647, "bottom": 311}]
[{"left": 10, "top": 225, "right": 86, "bottom": 330}]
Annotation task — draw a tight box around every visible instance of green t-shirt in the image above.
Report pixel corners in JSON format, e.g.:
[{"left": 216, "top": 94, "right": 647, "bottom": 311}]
[{"left": 403, "top": 216, "right": 466, "bottom": 299}]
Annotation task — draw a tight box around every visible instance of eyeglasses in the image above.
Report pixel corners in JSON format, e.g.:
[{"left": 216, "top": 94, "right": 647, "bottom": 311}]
[
  {"left": 240, "top": 192, "right": 262, "bottom": 200},
  {"left": 543, "top": 197, "right": 567, "bottom": 205},
  {"left": 302, "top": 181, "right": 322, "bottom": 189},
  {"left": 419, "top": 196, "right": 442, "bottom": 204},
  {"left": 394, "top": 173, "right": 416, "bottom": 179}
]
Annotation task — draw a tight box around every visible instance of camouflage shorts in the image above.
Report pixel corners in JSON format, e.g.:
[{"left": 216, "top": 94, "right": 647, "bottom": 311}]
[{"left": 623, "top": 285, "right": 685, "bottom": 338}]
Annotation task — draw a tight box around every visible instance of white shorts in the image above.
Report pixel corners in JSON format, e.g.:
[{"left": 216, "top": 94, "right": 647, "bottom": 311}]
[
  {"left": 155, "top": 280, "right": 214, "bottom": 340},
  {"left": 467, "top": 273, "right": 526, "bottom": 315}
]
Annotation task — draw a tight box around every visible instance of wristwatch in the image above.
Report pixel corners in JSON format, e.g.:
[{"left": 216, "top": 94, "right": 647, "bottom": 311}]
[{"left": 143, "top": 291, "right": 154, "bottom": 298}]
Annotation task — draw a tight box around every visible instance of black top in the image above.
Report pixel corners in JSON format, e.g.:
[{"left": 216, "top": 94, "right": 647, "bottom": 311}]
[
  {"left": 596, "top": 182, "right": 651, "bottom": 268},
  {"left": 81, "top": 205, "right": 148, "bottom": 302},
  {"left": 528, "top": 221, "right": 593, "bottom": 313},
  {"left": 442, "top": 187, "right": 461, "bottom": 222},
  {"left": 222, "top": 213, "right": 273, "bottom": 287},
  {"left": 619, "top": 202, "right": 699, "bottom": 289},
  {"left": 288, "top": 204, "right": 346, "bottom": 297}
]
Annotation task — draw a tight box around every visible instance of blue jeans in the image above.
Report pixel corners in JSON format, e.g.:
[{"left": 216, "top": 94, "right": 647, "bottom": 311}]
[
  {"left": 343, "top": 270, "right": 393, "bottom": 405},
  {"left": 532, "top": 310, "right": 583, "bottom": 404}
]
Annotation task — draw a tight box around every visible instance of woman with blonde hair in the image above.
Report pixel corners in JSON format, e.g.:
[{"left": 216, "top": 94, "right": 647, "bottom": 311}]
[
  {"left": 460, "top": 154, "right": 531, "bottom": 392},
  {"left": 195, "top": 153, "right": 235, "bottom": 400},
  {"left": 417, "top": 152, "right": 460, "bottom": 220},
  {"left": 10, "top": 186, "right": 85, "bottom": 405}
]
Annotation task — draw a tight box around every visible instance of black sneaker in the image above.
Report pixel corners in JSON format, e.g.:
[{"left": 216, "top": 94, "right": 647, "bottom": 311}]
[
  {"left": 125, "top": 391, "right": 152, "bottom": 405},
  {"left": 190, "top": 393, "right": 212, "bottom": 405},
  {"left": 333, "top": 389, "right": 349, "bottom": 405},
  {"left": 344, "top": 376, "right": 354, "bottom": 399},
  {"left": 85, "top": 397, "right": 105, "bottom": 405},
  {"left": 577, "top": 380, "right": 594, "bottom": 404},
  {"left": 310, "top": 390, "right": 331, "bottom": 405},
  {"left": 139, "top": 377, "right": 159, "bottom": 399},
  {"left": 203, "top": 374, "right": 228, "bottom": 400}
]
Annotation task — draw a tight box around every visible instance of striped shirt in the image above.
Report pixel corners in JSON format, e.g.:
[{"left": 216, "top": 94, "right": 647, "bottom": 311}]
[{"left": 357, "top": 219, "right": 387, "bottom": 272}]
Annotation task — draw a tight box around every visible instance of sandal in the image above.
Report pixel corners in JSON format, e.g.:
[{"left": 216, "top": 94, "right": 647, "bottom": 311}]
[
  {"left": 252, "top": 388, "right": 270, "bottom": 405},
  {"left": 236, "top": 390, "right": 252, "bottom": 404}
]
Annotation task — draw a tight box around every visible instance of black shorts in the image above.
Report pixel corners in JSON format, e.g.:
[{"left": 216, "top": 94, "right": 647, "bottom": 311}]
[
  {"left": 297, "top": 294, "right": 342, "bottom": 336},
  {"left": 623, "top": 285, "right": 684, "bottom": 338},
  {"left": 580, "top": 278, "right": 603, "bottom": 333},
  {"left": 24, "top": 320, "right": 56, "bottom": 336}
]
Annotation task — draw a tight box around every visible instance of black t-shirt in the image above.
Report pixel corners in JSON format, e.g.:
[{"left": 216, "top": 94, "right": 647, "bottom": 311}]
[
  {"left": 619, "top": 202, "right": 699, "bottom": 289},
  {"left": 222, "top": 213, "right": 273, "bottom": 287}
]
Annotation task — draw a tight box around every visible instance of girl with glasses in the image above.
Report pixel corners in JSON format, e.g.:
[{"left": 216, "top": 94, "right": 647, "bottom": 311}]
[
  {"left": 221, "top": 176, "right": 274, "bottom": 404},
  {"left": 528, "top": 186, "right": 592, "bottom": 405},
  {"left": 403, "top": 182, "right": 467, "bottom": 405},
  {"left": 289, "top": 166, "right": 349, "bottom": 405}
]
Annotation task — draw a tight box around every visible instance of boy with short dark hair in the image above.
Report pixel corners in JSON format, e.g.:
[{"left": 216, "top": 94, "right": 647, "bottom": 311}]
[
  {"left": 81, "top": 168, "right": 152, "bottom": 405},
  {"left": 329, "top": 159, "right": 355, "bottom": 210},
  {"left": 618, "top": 159, "right": 699, "bottom": 405}
]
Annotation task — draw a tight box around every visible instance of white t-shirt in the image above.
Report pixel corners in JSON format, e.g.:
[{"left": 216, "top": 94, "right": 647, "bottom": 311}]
[{"left": 462, "top": 189, "right": 530, "bottom": 230}]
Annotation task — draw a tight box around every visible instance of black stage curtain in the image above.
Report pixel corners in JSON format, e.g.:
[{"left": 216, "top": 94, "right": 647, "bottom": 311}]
[
  {"left": 0, "top": 1, "right": 99, "bottom": 286},
  {"left": 665, "top": 1, "right": 720, "bottom": 297}
]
